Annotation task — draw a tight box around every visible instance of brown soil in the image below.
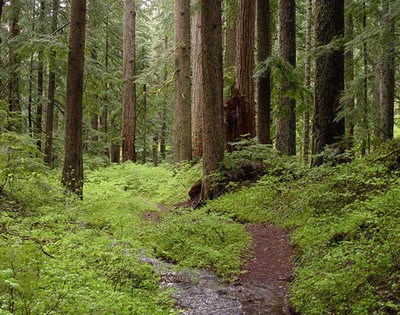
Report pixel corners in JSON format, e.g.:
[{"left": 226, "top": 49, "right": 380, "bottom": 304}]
[
  {"left": 143, "top": 206, "right": 295, "bottom": 299},
  {"left": 239, "top": 223, "right": 294, "bottom": 299},
  {"left": 143, "top": 205, "right": 296, "bottom": 313}
]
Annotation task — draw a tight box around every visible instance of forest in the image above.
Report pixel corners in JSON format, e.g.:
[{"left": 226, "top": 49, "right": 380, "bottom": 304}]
[{"left": 0, "top": 0, "right": 400, "bottom": 314}]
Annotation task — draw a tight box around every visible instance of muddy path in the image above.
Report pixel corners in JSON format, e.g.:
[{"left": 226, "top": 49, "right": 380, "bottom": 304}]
[{"left": 144, "top": 207, "right": 295, "bottom": 314}]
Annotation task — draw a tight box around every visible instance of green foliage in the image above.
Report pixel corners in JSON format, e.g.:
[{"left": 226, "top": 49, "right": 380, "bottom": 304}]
[
  {"left": 0, "top": 156, "right": 249, "bottom": 314},
  {"left": 254, "top": 56, "right": 312, "bottom": 104},
  {"left": 144, "top": 209, "right": 251, "bottom": 280},
  {"left": 0, "top": 132, "right": 63, "bottom": 207},
  {"left": 205, "top": 140, "right": 400, "bottom": 314}
]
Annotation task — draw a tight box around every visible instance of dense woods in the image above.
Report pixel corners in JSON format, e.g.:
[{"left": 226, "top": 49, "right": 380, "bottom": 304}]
[
  {"left": 0, "top": 0, "right": 398, "bottom": 194},
  {"left": 0, "top": 0, "right": 400, "bottom": 314}
]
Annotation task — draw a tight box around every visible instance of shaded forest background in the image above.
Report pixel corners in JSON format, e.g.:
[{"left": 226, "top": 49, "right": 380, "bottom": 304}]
[
  {"left": 0, "top": 0, "right": 399, "bottom": 197},
  {"left": 1, "top": 1, "right": 400, "bottom": 314}
]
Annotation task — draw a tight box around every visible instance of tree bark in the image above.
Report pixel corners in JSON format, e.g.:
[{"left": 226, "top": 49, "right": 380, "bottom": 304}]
[
  {"left": 122, "top": 0, "right": 136, "bottom": 162},
  {"left": 110, "top": 118, "right": 120, "bottom": 163},
  {"left": 312, "top": 0, "right": 345, "bottom": 166},
  {"left": 191, "top": 0, "right": 203, "bottom": 158},
  {"left": 173, "top": 0, "right": 192, "bottom": 162},
  {"left": 160, "top": 36, "right": 168, "bottom": 161},
  {"left": 152, "top": 134, "right": 158, "bottom": 166},
  {"left": 201, "top": 0, "right": 224, "bottom": 200},
  {"left": 361, "top": 0, "right": 369, "bottom": 155},
  {"left": 36, "top": 0, "right": 46, "bottom": 151},
  {"left": 0, "top": 0, "right": 4, "bottom": 21},
  {"left": 276, "top": 0, "right": 296, "bottom": 155},
  {"left": 256, "top": 0, "right": 272, "bottom": 145},
  {"left": 224, "top": 0, "right": 237, "bottom": 70},
  {"left": 8, "top": 0, "right": 21, "bottom": 130},
  {"left": 44, "top": 0, "right": 59, "bottom": 167},
  {"left": 102, "top": 16, "right": 110, "bottom": 161},
  {"left": 378, "top": 0, "right": 395, "bottom": 141},
  {"left": 344, "top": 0, "right": 354, "bottom": 148},
  {"left": 303, "top": 0, "right": 312, "bottom": 164},
  {"left": 61, "top": 0, "right": 87, "bottom": 198},
  {"left": 0, "top": 1, "right": 3, "bottom": 110},
  {"left": 28, "top": 56, "right": 34, "bottom": 135},
  {"left": 142, "top": 84, "right": 147, "bottom": 163},
  {"left": 234, "top": 0, "right": 256, "bottom": 138}
]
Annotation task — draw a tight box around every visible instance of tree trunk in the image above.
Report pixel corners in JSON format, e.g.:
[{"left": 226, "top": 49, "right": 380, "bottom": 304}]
[
  {"left": 0, "top": 1, "right": 3, "bottom": 109},
  {"left": 378, "top": 0, "right": 395, "bottom": 141},
  {"left": 90, "top": 115, "right": 99, "bottom": 142},
  {"left": 122, "top": 0, "right": 136, "bottom": 162},
  {"left": 361, "top": 0, "right": 369, "bottom": 155},
  {"left": 191, "top": 0, "right": 203, "bottom": 158},
  {"left": 152, "top": 134, "right": 158, "bottom": 166},
  {"left": 201, "top": 0, "right": 224, "bottom": 200},
  {"left": 28, "top": 55, "right": 34, "bottom": 135},
  {"left": 344, "top": 0, "right": 354, "bottom": 149},
  {"left": 110, "top": 118, "right": 120, "bottom": 163},
  {"left": 89, "top": 50, "right": 99, "bottom": 144},
  {"left": 256, "top": 0, "right": 272, "bottom": 145},
  {"left": 142, "top": 84, "right": 147, "bottom": 163},
  {"left": 173, "top": 0, "right": 192, "bottom": 163},
  {"left": 234, "top": 0, "right": 256, "bottom": 138},
  {"left": 0, "top": 0, "right": 4, "bottom": 21},
  {"left": 160, "top": 36, "right": 168, "bottom": 161},
  {"left": 61, "top": 0, "right": 87, "bottom": 198},
  {"left": 36, "top": 0, "right": 46, "bottom": 151},
  {"left": 44, "top": 0, "right": 59, "bottom": 167},
  {"left": 312, "top": 0, "right": 345, "bottom": 166},
  {"left": 102, "top": 17, "right": 110, "bottom": 160},
  {"left": 224, "top": 0, "right": 237, "bottom": 70},
  {"left": 275, "top": 0, "right": 296, "bottom": 155},
  {"left": 303, "top": 0, "right": 312, "bottom": 164},
  {"left": 8, "top": 0, "right": 21, "bottom": 130}
]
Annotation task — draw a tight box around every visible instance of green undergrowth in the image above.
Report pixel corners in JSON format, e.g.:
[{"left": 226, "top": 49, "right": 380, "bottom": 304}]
[
  {"left": 204, "top": 140, "right": 400, "bottom": 314},
  {"left": 3, "top": 133, "right": 400, "bottom": 314},
  {"left": 0, "top": 137, "right": 248, "bottom": 314}
]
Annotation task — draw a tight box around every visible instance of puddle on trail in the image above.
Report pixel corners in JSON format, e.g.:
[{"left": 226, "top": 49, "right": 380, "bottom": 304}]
[{"left": 142, "top": 257, "right": 291, "bottom": 315}]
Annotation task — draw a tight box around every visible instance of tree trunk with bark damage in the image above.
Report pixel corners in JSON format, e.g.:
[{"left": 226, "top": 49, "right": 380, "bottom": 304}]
[{"left": 233, "top": 0, "right": 256, "bottom": 139}]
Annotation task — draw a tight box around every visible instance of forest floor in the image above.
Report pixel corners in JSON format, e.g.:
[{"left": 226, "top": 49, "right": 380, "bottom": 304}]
[
  {"left": 147, "top": 205, "right": 295, "bottom": 314},
  {"left": 239, "top": 223, "right": 294, "bottom": 314}
]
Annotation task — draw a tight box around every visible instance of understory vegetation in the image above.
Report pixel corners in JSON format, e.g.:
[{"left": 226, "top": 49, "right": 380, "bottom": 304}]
[{"left": 1, "top": 134, "right": 400, "bottom": 314}]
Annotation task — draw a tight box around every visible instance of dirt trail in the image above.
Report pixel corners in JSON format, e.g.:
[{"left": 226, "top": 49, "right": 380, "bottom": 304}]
[
  {"left": 240, "top": 223, "right": 294, "bottom": 299},
  {"left": 144, "top": 205, "right": 295, "bottom": 314}
]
